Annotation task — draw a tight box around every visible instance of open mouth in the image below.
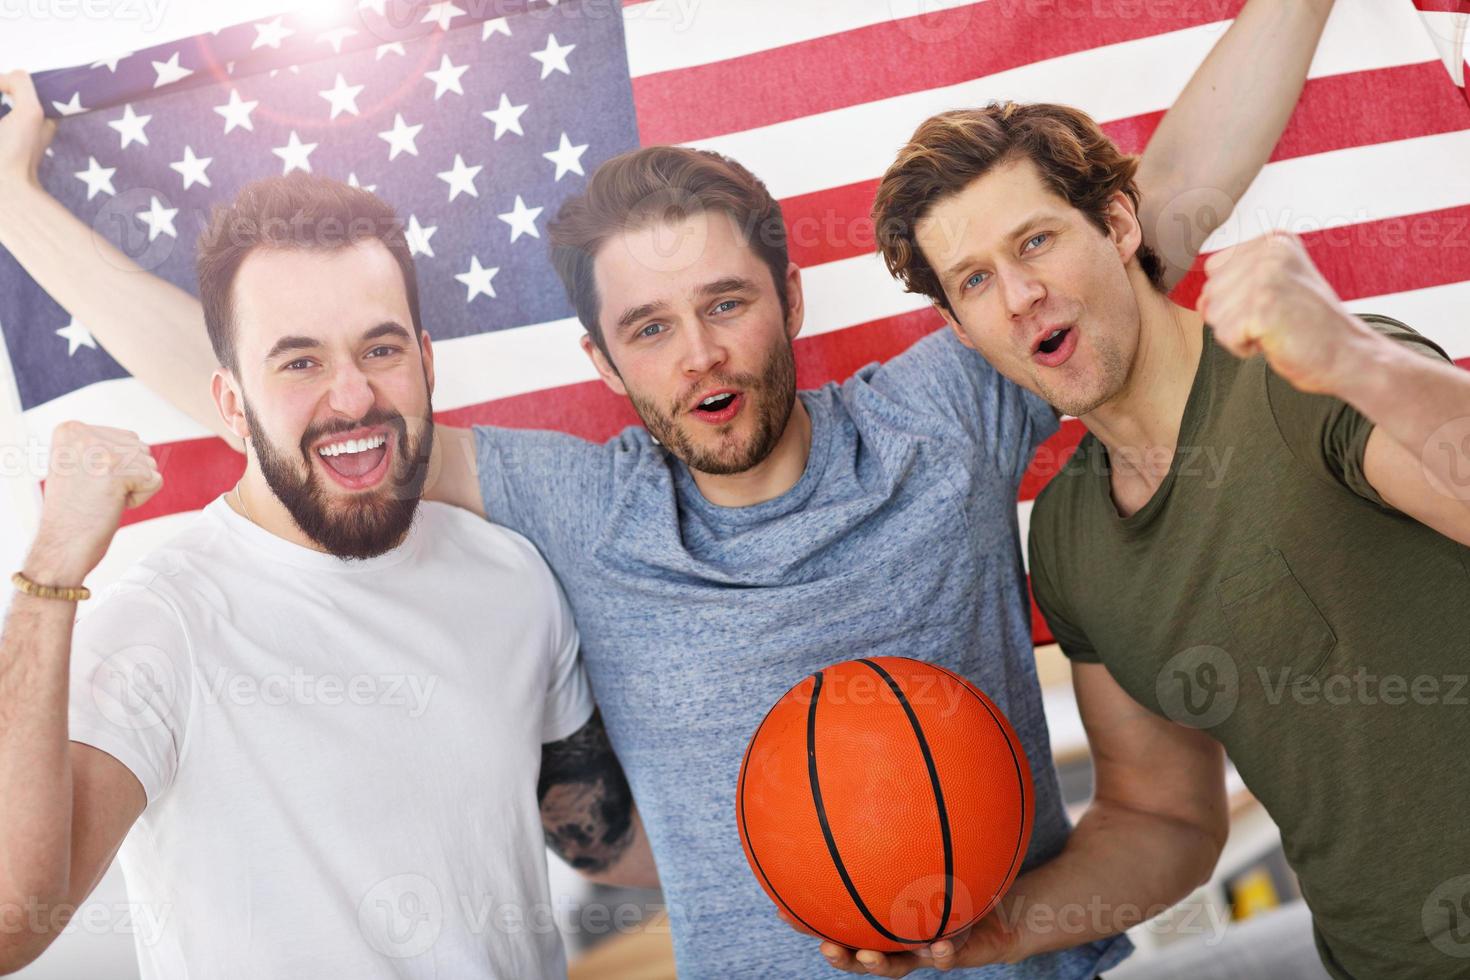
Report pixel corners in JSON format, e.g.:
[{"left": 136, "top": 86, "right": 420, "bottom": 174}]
[
  {"left": 315, "top": 431, "right": 393, "bottom": 489},
  {"left": 1037, "top": 328, "right": 1069, "bottom": 355},
  {"left": 689, "top": 391, "right": 743, "bottom": 425},
  {"left": 1033, "top": 326, "right": 1078, "bottom": 368}
]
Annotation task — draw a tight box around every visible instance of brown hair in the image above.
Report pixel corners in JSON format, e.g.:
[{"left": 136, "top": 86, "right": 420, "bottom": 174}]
[
  {"left": 548, "top": 146, "right": 790, "bottom": 360},
  {"left": 872, "top": 102, "right": 1167, "bottom": 317},
  {"left": 196, "top": 173, "right": 423, "bottom": 373}
]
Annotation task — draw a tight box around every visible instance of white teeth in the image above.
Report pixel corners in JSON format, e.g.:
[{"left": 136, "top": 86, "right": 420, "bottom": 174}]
[
  {"left": 700, "top": 395, "right": 725, "bottom": 408},
  {"left": 318, "top": 434, "right": 387, "bottom": 457},
  {"left": 1044, "top": 329, "right": 1063, "bottom": 342}
]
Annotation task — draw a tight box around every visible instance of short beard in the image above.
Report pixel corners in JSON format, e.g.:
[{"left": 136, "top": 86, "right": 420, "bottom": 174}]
[
  {"left": 629, "top": 338, "right": 797, "bottom": 476},
  {"left": 1035, "top": 330, "right": 1132, "bottom": 418},
  {"left": 243, "top": 398, "right": 434, "bottom": 560}
]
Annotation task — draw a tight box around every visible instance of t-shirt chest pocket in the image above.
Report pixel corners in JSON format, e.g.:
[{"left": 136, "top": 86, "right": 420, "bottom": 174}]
[{"left": 1216, "top": 549, "right": 1337, "bottom": 678}]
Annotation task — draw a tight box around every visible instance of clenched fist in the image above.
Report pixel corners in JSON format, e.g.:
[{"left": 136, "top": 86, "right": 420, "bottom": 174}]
[
  {"left": 26, "top": 422, "right": 163, "bottom": 585},
  {"left": 1198, "top": 231, "right": 1375, "bottom": 396}
]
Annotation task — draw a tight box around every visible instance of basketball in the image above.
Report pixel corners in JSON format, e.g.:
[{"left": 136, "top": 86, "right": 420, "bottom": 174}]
[{"left": 736, "top": 656, "right": 1034, "bottom": 953}]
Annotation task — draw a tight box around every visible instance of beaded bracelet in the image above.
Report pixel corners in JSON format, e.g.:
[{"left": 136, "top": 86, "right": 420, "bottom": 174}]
[{"left": 10, "top": 571, "right": 90, "bottom": 602}]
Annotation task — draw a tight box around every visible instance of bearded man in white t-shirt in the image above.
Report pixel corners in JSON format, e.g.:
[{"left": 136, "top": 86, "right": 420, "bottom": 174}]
[{"left": 0, "top": 174, "right": 656, "bottom": 979}]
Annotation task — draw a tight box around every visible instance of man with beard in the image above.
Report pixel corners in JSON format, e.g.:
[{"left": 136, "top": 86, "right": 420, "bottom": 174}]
[
  {"left": 0, "top": 174, "right": 654, "bottom": 979},
  {"left": 0, "top": 3, "right": 1340, "bottom": 974}
]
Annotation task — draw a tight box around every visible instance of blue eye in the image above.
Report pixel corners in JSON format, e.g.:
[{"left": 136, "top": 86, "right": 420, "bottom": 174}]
[
  {"left": 963, "top": 272, "right": 987, "bottom": 291},
  {"left": 712, "top": 299, "right": 739, "bottom": 315},
  {"left": 1025, "top": 232, "right": 1049, "bottom": 250},
  {"left": 638, "top": 322, "right": 665, "bottom": 339}
]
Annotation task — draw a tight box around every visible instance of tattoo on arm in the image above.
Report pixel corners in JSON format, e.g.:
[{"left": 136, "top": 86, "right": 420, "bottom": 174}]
[{"left": 538, "top": 708, "right": 635, "bottom": 876}]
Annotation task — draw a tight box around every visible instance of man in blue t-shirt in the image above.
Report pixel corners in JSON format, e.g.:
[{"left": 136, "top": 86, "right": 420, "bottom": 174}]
[{"left": 0, "top": 3, "right": 1341, "bottom": 975}]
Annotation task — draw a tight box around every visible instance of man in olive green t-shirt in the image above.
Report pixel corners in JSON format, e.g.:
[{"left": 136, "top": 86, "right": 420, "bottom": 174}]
[{"left": 866, "top": 109, "right": 1470, "bottom": 979}]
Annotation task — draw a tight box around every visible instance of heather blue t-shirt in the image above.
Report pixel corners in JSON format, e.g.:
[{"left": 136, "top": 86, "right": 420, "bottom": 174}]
[{"left": 474, "top": 329, "right": 1132, "bottom": 979}]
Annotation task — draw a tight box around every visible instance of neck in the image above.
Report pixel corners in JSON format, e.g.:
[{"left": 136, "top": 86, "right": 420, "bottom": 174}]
[
  {"left": 689, "top": 397, "right": 813, "bottom": 509},
  {"left": 1079, "top": 287, "right": 1205, "bottom": 504},
  {"left": 228, "top": 465, "right": 329, "bottom": 554}
]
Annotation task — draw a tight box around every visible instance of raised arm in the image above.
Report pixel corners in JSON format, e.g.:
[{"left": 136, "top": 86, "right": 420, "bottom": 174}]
[
  {"left": 0, "top": 423, "right": 155, "bottom": 974},
  {"left": 538, "top": 708, "right": 658, "bottom": 889},
  {"left": 1136, "top": 0, "right": 1336, "bottom": 290},
  {"left": 0, "top": 71, "right": 229, "bottom": 445}
]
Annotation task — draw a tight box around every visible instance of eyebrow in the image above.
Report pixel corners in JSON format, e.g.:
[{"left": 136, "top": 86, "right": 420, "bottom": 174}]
[
  {"left": 940, "top": 212, "right": 1054, "bottom": 283},
  {"left": 263, "top": 321, "right": 412, "bottom": 362}
]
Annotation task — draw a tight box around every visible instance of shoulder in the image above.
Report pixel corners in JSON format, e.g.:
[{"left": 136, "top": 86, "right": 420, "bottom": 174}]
[{"left": 413, "top": 501, "right": 565, "bottom": 596}]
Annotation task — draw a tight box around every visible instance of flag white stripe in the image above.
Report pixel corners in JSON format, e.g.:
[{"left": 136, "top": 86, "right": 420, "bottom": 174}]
[
  {"left": 1201, "top": 129, "right": 1470, "bottom": 251},
  {"left": 683, "top": 11, "right": 1441, "bottom": 202}
]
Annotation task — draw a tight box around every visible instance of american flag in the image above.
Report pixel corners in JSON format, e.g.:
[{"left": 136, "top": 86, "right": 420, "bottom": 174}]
[{"left": 2, "top": 0, "right": 1469, "bottom": 641}]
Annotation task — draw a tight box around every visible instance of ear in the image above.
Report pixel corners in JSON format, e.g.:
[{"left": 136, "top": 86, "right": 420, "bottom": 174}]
[
  {"left": 580, "top": 334, "right": 628, "bottom": 397},
  {"left": 781, "top": 261, "right": 806, "bottom": 343},
  {"left": 1106, "top": 190, "right": 1145, "bottom": 268},
  {"left": 212, "top": 368, "right": 251, "bottom": 443},
  {"left": 419, "top": 329, "right": 436, "bottom": 397}
]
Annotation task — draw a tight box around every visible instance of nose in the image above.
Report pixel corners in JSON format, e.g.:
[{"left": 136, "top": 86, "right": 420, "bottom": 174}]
[
  {"left": 999, "top": 265, "right": 1046, "bottom": 322},
  {"left": 324, "top": 359, "right": 377, "bottom": 421},
  {"left": 680, "top": 319, "right": 729, "bottom": 378}
]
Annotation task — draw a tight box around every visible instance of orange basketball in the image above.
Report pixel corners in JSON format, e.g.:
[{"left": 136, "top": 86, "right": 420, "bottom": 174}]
[{"left": 736, "top": 656, "right": 1033, "bottom": 953}]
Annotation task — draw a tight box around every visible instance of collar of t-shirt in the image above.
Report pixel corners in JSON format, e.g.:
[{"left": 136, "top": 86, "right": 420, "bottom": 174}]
[
  {"left": 202, "top": 495, "right": 426, "bottom": 573},
  {"left": 670, "top": 389, "right": 837, "bottom": 529}
]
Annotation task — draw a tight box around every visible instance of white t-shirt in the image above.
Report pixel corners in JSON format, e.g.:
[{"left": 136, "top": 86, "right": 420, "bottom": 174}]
[{"left": 67, "top": 497, "right": 593, "bottom": 980}]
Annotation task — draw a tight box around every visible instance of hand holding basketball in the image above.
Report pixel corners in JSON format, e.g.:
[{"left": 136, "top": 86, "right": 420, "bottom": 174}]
[
  {"left": 819, "top": 909, "right": 1023, "bottom": 975},
  {"left": 1199, "top": 231, "right": 1372, "bottom": 396}
]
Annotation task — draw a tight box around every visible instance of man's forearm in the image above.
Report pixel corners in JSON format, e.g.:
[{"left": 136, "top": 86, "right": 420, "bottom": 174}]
[
  {"left": 1138, "top": 0, "right": 1336, "bottom": 288},
  {"left": 0, "top": 579, "right": 82, "bottom": 920},
  {"left": 0, "top": 180, "right": 231, "bottom": 445},
  {"left": 996, "top": 799, "right": 1222, "bottom": 959}
]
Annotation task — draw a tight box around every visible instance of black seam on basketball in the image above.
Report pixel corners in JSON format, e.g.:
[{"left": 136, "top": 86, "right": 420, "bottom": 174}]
[
  {"left": 807, "top": 669, "right": 931, "bottom": 947},
  {"left": 858, "top": 658, "right": 955, "bottom": 943},
  {"left": 917, "top": 659, "right": 1030, "bottom": 925},
  {"left": 739, "top": 673, "right": 844, "bottom": 947}
]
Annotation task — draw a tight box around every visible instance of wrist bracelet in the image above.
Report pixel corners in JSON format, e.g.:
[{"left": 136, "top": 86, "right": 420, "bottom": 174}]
[{"left": 11, "top": 571, "right": 90, "bottom": 602}]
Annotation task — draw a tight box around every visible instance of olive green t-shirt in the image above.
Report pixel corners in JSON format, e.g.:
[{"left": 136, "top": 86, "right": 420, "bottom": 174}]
[{"left": 1028, "top": 315, "right": 1470, "bottom": 980}]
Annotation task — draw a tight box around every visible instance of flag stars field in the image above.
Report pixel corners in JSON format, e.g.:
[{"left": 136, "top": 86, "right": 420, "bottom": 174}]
[
  {"left": 73, "top": 157, "right": 116, "bottom": 200},
  {"left": 531, "top": 34, "right": 575, "bottom": 79},
  {"left": 272, "top": 131, "right": 318, "bottom": 174},
  {"left": 437, "top": 154, "right": 482, "bottom": 200},
  {"left": 108, "top": 104, "right": 151, "bottom": 149},
  {"left": 483, "top": 93, "right": 527, "bottom": 139},
  {"left": 498, "top": 195, "right": 543, "bottom": 242},
  {"left": 214, "top": 90, "right": 258, "bottom": 133},
  {"left": 378, "top": 113, "right": 424, "bottom": 160},
  {"left": 455, "top": 257, "right": 500, "bottom": 302}
]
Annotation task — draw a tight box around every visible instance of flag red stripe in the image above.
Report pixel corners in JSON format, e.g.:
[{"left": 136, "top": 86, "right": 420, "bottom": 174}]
[
  {"left": 779, "top": 61, "right": 1468, "bottom": 271},
  {"left": 632, "top": 0, "right": 1246, "bottom": 146},
  {"left": 1411, "top": 0, "right": 1469, "bottom": 12}
]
